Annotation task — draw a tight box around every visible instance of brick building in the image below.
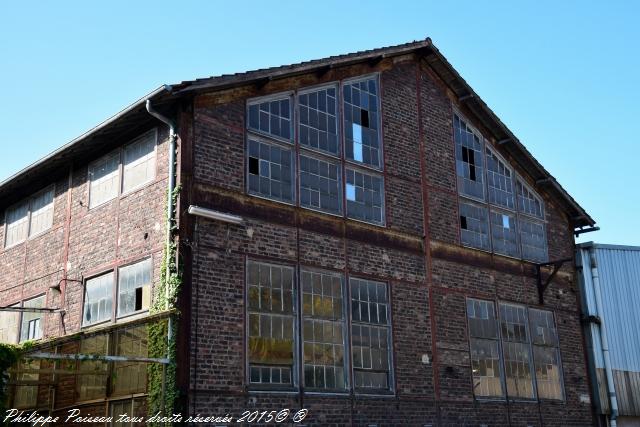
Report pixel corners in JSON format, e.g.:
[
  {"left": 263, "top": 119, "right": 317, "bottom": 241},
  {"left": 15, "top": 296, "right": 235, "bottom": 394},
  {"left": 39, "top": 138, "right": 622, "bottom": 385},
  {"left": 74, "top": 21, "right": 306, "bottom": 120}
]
[{"left": 0, "top": 39, "right": 598, "bottom": 426}]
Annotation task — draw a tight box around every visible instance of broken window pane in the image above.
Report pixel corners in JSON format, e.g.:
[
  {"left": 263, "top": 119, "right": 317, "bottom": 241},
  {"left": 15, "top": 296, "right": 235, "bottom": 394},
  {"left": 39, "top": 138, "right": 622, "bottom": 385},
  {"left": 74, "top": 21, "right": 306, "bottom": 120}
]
[
  {"left": 455, "top": 114, "right": 485, "bottom": 200},
  {"left": 20, "top": 295, "right": 45, "bottom": 342},
  {"left": 84, "top": 273, "right": 114, "bottom": 326},
  {"left": 89, "top": 151, "right": 120, "bottom": 208},
  {"left": 345, "top": 168, "right": 384, "bottom": 225},
  {"left": 459, "top": 200, "right": 490, "bottom": 251},
  {"left": 490, "top": 210, "right": 519, "bottom": 258},
  {"left": 486, "top": 148, "right": 515, "bottom": 209},
  {"left": 299, "top": 86, "right": 339, "bottom": 155},
  {"left": 519, "top": 218, "right": 547, "bottom": 262},
  {"left": 118, "top": 258, "right": 152, "bottom": 317},
  {"left": 344, "top": 77, "right": 381, "bottom": 168},
  {"left": 247, "top": 138, "right": 294, "bottom": 203},
  {"left": 299, "top": 154, "right": 342, "bottom": 215},
  {"left": 499, "top": 303, "right": 535, "bottom": 399},
  {"left": 248, "top": 261, "right": 296, "bottom": 386},
  {"left": 351, "top": 278, "right": 391, "bottom": 391},
  {"left": 301, "top": 269, "right": 346, "bottom": 390},
  {"left": 247, "top": 95, "right": 292, "bottom": 141}
]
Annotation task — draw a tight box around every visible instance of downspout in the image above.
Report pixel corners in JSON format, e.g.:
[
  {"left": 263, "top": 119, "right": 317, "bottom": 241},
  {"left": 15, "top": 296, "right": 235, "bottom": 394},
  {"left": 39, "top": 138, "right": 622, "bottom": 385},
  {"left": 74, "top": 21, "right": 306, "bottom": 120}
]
[
  {"left": 146, "top": 98, "right": 176, "bottom": 344},
  {"left": 588, "top": 248, "right": 618, "bottom": 427}
]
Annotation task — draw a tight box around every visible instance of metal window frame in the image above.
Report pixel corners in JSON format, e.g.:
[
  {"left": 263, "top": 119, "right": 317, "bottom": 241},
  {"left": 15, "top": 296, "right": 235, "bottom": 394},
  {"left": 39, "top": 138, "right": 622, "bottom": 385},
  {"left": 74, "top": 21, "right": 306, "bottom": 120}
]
[
  {"left": 458, "top": 198, "right": 491, "bottom": 253},
  {"left": 485, "top": 145, "right": 516, "bottom": 211},
  {"left": 298, "top": 151, "right": 344, "bottom": 217},
  {"left": 527, "top": 307, "right": 566, "bottom": 402},
  {"left": 453, "top": 109, "right": 487, "bottom": 203},
  {"left": 120, "top": 128, "right": 158, "bottom": 196},
  {"left": 3, "top": 184, "right": 56, "bottom": 249},
  {"left": 344, "top": 166, "right": 386, "bottom": 227},
  {"left": 116, "top": 257, "right": 153, "bottom": 320},
  {"left": 18, "top": 294, "right": 46, "bottom": 343},
  {"left": 246, "top": 91, "right": 295, "bottom": 144},
  {"left": 297, "top": 82, "right": 341, "bottom": 159},
  {"left": 488, "top": 207, "right": 521, "bottom": 260},
  {"left": 26, "top": 185, "right": 56, "bottom": 239},
  {"left": 87, "top": 148, "right": 121, "bottom": 209},
  {"left": 82, "top": 270, "right": 116, "bottom": 328},
  {"left": 515, "top": 174, "right": 545, "bottom": 220}
]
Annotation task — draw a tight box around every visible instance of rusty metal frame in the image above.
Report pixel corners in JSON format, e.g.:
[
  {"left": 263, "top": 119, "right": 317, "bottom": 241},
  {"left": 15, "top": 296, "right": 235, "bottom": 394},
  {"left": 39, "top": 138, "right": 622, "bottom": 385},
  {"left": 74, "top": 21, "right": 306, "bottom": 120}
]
[{"left": 535, "top": 258, "right": 573, "bottom": 305}]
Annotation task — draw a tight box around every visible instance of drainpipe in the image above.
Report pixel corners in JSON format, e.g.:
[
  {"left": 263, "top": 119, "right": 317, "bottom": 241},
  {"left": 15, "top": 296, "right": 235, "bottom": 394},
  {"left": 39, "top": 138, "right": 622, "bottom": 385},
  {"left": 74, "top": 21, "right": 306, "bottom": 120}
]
[
  {"left": 146, "top": 97, "right": 176, "bottom": 344},
  {"left": 588, "top": 248, "right": 618, "bottom": 427}
]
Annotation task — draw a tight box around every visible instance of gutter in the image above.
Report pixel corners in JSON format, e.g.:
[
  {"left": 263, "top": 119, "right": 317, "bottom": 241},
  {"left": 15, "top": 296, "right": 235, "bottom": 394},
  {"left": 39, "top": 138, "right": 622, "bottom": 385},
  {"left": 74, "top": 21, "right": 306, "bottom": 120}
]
[{"left": 587, "top": 247, "right": 619, "bottom": 426}]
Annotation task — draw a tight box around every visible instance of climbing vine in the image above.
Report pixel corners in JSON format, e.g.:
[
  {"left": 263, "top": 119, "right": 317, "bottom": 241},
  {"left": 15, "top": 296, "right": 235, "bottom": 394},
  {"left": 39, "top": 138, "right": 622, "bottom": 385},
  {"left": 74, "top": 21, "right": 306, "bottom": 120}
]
[{"left": 147, "top": 184, "right": 182, "bottom": 422}]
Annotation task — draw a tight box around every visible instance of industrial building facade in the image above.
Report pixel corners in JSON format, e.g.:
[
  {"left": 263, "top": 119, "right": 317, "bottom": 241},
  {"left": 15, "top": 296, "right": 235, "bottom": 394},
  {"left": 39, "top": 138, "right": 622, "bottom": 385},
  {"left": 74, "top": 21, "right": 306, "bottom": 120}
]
[{"left": 0, "top": 39, "right": 598, "bottom": 425}]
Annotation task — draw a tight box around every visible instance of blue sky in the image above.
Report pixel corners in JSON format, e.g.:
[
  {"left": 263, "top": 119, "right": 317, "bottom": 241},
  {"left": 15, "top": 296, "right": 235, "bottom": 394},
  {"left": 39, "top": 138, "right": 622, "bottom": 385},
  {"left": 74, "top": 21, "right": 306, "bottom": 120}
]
[{"left": 1, "top": 1, "right": 637, "bottom": 245}]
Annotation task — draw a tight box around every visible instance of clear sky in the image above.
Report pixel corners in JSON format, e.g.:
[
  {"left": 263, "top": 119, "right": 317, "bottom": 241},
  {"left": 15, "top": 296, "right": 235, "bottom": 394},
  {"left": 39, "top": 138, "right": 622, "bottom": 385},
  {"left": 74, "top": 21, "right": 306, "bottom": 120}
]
[{"left": 0, "top": 1, "right": 637, "bottom": 245}]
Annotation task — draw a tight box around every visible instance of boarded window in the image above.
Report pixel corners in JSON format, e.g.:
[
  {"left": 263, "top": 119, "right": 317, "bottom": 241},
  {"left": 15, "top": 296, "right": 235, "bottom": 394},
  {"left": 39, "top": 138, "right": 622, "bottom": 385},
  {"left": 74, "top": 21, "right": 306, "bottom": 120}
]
[
  {"left": 118, "top": 259, "right": 152, "bottom": 317},
  {"left": 247, "top": 138, "right": 294, "bottom": 203},
  {"left": 466, "top": 298, "right": 504, "bottom": 398},
  {"left": 247, "top": 261, "right": 296, "bottom": 386},
  {"left": 123, "top": 131, "right": 156, "bottom": 193},
  {"left": 459, "top": 200, "right": 490, "bottom": 251},
  {"left": 28, "top": 187, "right": 54, "bottom": 237},
  {"left": 490, "top": 210, "right": 519, "bottom": 258},
  {"left": 5, "top": 201, "right": 29, "bottom": 247},
  {"left": 299, "top": 154, "right": 342, "bottom": 215},
  {"left": 519, "top": 218, "right": 547, "bottom": 262},
  {"left": 112, "top": 325, "right": 148, "bottom": 396},
  {"left": 248, "top": 96, "right": 292, "bottom": 141},
  {"left": 301, "top": 269, "right": 346, "bottom": 390},
  {"left": 343, "top": 77, "right": 381, "bottom": 168},
  {"left": 345, "top": 168, "right": 384, "bottom": 225},
  {"left": 516, "top": 179, "right": 544, "bottom": 219},
  {"left": 20, "top": 295, "right": 45, "bottom": 342},
  {"left": 486, "top": 148, "right": 515, "bottom": 209},
  {"left": 299, "top": 85, "right": 339, "bottom": 155},
  {"left": 499, "top": 303, "right": 534, "bottom": 399},
  {"left": 455, "top": 114, "right": 485, "bottom": 200},
  {"left": 529, "top": 309, "right": 563, "bottom": 400},
  {"left": 0, "top": 304, "right": 20, "bottom": 344},
  {"left": 77, "top": 334, "right": 108, "bottom": 401},
  {"left": 89, "top": 152, "right": 120, "bottom": 208},
  {"left": 350, "top": 278, "right": 392, "bottom": 391},
  {"left": 83, "top": 273, "right": 114, "bottom": 326}
]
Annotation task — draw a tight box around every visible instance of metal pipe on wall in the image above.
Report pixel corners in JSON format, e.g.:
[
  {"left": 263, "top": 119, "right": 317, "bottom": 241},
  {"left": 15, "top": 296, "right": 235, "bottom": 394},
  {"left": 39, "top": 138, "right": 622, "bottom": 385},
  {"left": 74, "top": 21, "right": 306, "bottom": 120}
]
[{"left": 589, "top": 248, "right": 619, "bottom": 427}]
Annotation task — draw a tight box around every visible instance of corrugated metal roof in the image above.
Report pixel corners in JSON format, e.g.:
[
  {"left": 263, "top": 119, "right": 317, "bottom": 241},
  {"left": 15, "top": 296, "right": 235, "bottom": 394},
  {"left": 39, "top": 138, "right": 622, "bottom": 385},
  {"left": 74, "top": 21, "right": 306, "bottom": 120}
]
[{"left": 0, "top": 38, "right": 595, "bottom": 227}]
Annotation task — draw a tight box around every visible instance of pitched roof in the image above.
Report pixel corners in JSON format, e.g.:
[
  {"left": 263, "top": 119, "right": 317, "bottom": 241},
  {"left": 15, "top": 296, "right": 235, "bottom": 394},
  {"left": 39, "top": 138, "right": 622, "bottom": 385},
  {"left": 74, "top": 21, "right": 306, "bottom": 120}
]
[{"left": 0, "top": 39, "right": 595, "bottom": 228}]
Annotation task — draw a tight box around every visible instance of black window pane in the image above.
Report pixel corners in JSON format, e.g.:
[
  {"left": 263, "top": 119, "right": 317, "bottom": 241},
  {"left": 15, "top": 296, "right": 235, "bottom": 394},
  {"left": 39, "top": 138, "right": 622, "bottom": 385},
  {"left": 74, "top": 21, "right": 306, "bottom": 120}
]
[
  {"left": 344, "top": 78, "right": 381, "bottom": 168},
  {"left": 247, "top": 139, "right": 294, "bottom": 203}
]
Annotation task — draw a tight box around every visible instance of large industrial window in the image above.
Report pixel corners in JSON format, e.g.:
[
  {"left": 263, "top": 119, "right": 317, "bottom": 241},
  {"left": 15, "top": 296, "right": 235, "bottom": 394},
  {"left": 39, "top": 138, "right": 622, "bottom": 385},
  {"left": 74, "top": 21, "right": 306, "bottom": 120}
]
[
  {"left": 345, "top": 168, "right": 384, "bottom": 225},
  {"left": 459, "top": 200, "right": 490, "bottom": 251},
  {"left": 299, "top": 154, "right": 342, "bottom": 215},
  {"left": 343, "top": 78, "right": 381, "bottom": 168},
  {"left": 88, "top": 130, "right": 157, "bottom": 209},
  {"left": 466, "top": 299, "right": 564, "bottom": 402},
  {"left": 4, "top": 186, "right": 55, "bottom": 248},
  {"left": 350, "top": 278, "right": 392, "bottom": 391},
  {"left": 466, "top": 298, "right": 504, "bottom": 398},
  {"left": 455, "top": 114, "right": 485, "bottom": 200},
  {"left": 490, "top": 210, "right": 519, "bottom": 258},
  {"left": 77, "top": 334, "right": 109, "bottom": 401},
  {"left": 0, "top": 304, "right": 20, "bottom": 344},
  {"left": 112, "top": 325, "right": 148, "bottom": 396},
  {"left": 122, "top": 131, "right": 157, "bottom": 193},
  {"left": 302, "top": 269, "right": 346, "bottom": 390},
  {"left": 455, "top": 111, "right": 547, "bottom": 262},
  {"left": 117, "top": 259, "right": 152, "bottom": 317},
  {"left": 20, "top": 295, "right": 45, "bottom": 342},
  {"left": 83, "top": 273, "right": 114, "bottom": 327},
  {"left": 246, "top": 75, "right": 385, "bottom": 227},
  {"left": 12, "top": 360, "right": 40, "bottom": 409},
  {"left": 247, "top": 261, "right": 296, "bottom": 386},
  {"left": 529, "top": 309, "right": 563, "bottom": 400},
  {"left": 246, "top": 261, "right": 394, "bottom": 393}
]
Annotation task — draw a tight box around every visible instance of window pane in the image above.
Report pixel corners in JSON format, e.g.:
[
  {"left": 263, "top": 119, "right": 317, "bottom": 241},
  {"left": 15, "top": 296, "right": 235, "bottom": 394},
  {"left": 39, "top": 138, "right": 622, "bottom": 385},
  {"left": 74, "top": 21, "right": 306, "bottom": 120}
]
[
  {"left": 302, "top": 269, "right": 346, "bottom": 390},
  {"left": 490, "top": 210, "right": 519, "bottom": 258},
  {"left": 299, "top": 154, "right": 342, "bottom": 215},
  {"left": 343, "top": 78, "right": 381, "bottom": 168},
  {"left": 29, "top": 187, "right": 54, "bottom": 237},
  {"left": 20, "top": 296, "right": 45, "bottom": 342},
  {"left": 516, "top": 179, "right": 544, "bottom": 219},
  {"left": 5, "top": 201, "right": 29, "bottom": 247},
  {"left": 89, "top": 152, "right": 119, "bottom": 208},
  {"left": 112, "top": 325, "right": 148, "bottom": 395},
  {"left": 12, "top": 359, "right": 39, "bottom": 409},
  {"left": 84, "top": 273, "right": 114, "bottom": 326},
  {"left": 0, "top": 304, "right": 20, "bottom": 344},
  {"left": 345, "top": 168, "right": 384, "bottom": 225},
  {"left": 499, "top": 303, "right": 535, "bottom": 399},
  {"left": 470, "top": 338, "right": 504, "bottom": 397},
  {"left": 486, "top": 148, "right": 515, "bottom": 209},
  {"left": 299, "top": 86, "right": 339, "bottom": 155},
  {"left": 118, "top": 259, "right": 152, "bottom": 317},
  {"left": 247, "top": 139, "right": 294, "bottom": 203},
  {"left": 351, "top": 278, "right": 391, "bottom": 390},
  {"left": 499, "top": 303, "right": 529, "bottom": 343},
  {"left": 455, "top": 114, "right": 485, "bottom": 200},
  {"left": 528, "top": 309, "right": 558, "bottom": 347},
  {"left": 123, "top": 132, "right": 156, "bottom": 193},
  {"left": 77, "top": 334, "right": 108, "bottom": 401},
  {"left": 519, "top": 218, "right": 547, "bottom": 262},
  {"left": 247, "top": 95, "right": 292, "bottom": 141},
  {"left": 533, "top": 346, "right": 563, "bottom": 400},
  {"left": 459, "top": 200, "right": 490, "bottom": 250},
  {"left": 247, "top": 261, "right": 296, "bottom": 386},
  {"left": 466, "top": 298, "right": 498, "bottom": 339}
]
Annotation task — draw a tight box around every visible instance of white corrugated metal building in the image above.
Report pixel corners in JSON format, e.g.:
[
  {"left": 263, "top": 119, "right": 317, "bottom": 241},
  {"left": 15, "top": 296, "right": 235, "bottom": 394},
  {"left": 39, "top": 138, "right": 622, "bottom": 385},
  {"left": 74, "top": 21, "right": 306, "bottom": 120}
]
[{"left": 577, "top": 242, "right": 640, "bottom": 427}]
